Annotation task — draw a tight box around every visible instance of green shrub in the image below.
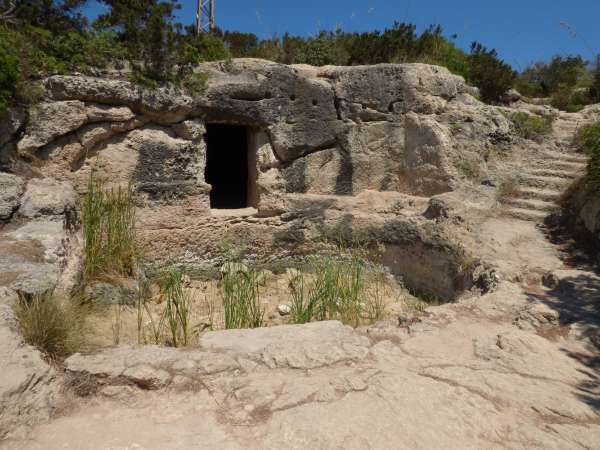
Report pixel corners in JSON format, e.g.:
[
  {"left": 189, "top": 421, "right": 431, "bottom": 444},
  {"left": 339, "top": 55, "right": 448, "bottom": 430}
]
[
  {"left": 591, "top": 57, "right": 600, "bottom": 102},
  {"left": 82, "top": 173, "right": 138, "bottom": 283},
  {"left": 575, "top": 122, "right": 600, "bottom": 193},
  {"left": 575, "top": 122, "right": 600, "bottom": 153},
  {"left": 13, "top": 292, "right": 90, "bottom": 360},
  {"left": 182, "top": 72, "right": 208, "bottom": 95},
  {"left": 588, "top": 144, "right": 600, "bottom": 192},
  {"left": 518, "top": 56, "right": 588, "bottom": 97},
  {"left": 467, "top": 42, "right": 516, "bottom": 103},
  {"left": 0, "top": 49, "right": 18, "bottom": 115},
  {"left": 510, "top": 112, "right": 553, "bottom": 140}
]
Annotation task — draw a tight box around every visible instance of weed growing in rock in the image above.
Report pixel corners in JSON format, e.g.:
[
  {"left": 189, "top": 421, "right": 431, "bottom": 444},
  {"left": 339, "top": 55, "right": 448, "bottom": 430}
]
[
  {"left": 221, "top": 262, "right": 264, "bottom": 329},
  {"left": 509, "top": 112, "right": 553, "bottom": 141},
  {"left": 497, "top": 175, "right": 520, "bottom": 200},
  {"left": 82, "top": 173, "right": 138, "bottom": 283},
  {"left": 13, "top": 292, "right": 90, "bottom": 360}
]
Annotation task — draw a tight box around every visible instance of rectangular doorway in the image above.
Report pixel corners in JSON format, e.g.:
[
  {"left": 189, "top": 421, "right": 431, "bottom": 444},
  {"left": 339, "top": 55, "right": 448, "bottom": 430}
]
[{"left": 204, "top": 123, "right": 256, "bottom": 209}]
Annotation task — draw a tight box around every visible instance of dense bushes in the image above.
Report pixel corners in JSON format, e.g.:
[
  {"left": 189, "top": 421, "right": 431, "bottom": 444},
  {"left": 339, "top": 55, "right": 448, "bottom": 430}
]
[
  {"left": 515, "top": 55, "right": 597, "bottom": 111},
  {"left": 0, "top": 49, "right": 18, "bottom": 115},
  {"left": 1, "top": 0, "right": 598, "bottom": 111},
  {"left": 467, "top": 42, "right": 515, "bottom": 103},
  {"left": 509, "top": 112, "right": 554, "bottom": 141},
  {"left": 217, "top": 24, "right": 514, "bottom": 103},
  {"left": 575, "top": 122, "right": 600, "bottom": 192}
]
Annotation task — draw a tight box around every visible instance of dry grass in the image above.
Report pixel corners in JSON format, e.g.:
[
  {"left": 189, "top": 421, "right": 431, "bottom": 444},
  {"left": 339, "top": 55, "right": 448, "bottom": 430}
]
[
  {"left": 13, "top": 292, "right": 91, "bottom": 360},
  {"left": 497, "top": 175, "right": 520, "bottom": 200}
]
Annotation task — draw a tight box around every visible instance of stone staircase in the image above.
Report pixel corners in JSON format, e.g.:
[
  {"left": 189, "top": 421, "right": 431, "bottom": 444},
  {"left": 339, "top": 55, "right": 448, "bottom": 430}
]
[{"left": 501, "top": 115, "right": 590, "bottom": 222}]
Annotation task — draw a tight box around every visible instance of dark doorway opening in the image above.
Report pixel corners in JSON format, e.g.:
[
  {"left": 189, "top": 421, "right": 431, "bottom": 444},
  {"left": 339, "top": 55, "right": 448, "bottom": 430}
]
[{"left": 205, "top": 124, "right": 250, "bottom": 209}]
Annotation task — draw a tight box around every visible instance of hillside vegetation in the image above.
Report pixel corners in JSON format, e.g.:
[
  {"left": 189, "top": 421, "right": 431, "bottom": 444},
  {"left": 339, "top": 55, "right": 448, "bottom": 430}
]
[{"left": 0, "top": 0, "right": 599, "bottom": 115}]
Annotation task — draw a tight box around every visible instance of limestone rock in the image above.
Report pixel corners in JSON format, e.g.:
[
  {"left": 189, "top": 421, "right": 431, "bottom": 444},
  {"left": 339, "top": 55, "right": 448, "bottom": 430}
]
[
  {"left": 85, "top": 104, "right": 136, "bottom": 122},
  {"left": 277, "top": 304, "right": 291, "bottom": 316},
  {"left": 404, "top": 112, "right": 455, "bottom": 195},
  {"left": 18, "top": 178, "right": 78, "bottom": 220},
  {"left": 172, "top": 119, "right": 206, "bottom": 141},
  {"left": 18, "top": 101, "right": 88, "bottom": 154},
  {"left": 83, "top": 280, "right": 139, "bottom": 306},
  {"left": 0, "top": 172, "right": 25, "bottom": 220},
  {"left": 45, "top": 75, "right": 195, "bottom": 124}
]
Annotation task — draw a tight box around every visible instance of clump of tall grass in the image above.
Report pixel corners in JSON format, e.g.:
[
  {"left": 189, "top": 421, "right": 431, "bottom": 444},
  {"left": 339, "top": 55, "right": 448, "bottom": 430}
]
[
  {"left": 82, "top": 172, "right": 137, "bottom": 283},
  {"left": 13, "top": 292, "right": 90, "bottom": 360},
  {"left": 288, "top": 248, "right": 388, "bottom": 327},
  {"left": 136, "top": 268, "right": 194, "bottom": 347},
  {"left": 221, "top": 262, "right": 264, "bottom": 329}
]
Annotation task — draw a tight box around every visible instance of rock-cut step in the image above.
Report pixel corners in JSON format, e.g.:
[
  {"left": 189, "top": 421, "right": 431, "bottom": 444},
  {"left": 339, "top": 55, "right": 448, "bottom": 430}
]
[
  {"left": 518, "top": 187, "right": 562, "bottom": 202},
  {"left": 502, "top": 197, "right": 558, "bottom": 213},
  {"left": 528, "top": 168, "right": 582, "bottom": 180},
  {"left": 543, "top": 160, "right": 587, "bottom": 172},
  {"left": 503, "top": 207, "right": 550, "bottom": 222},
  {"left": 520, "top": 174, "right": 573, "bottom": 190},
  {"left": 541, "top": 151, "right": 588, "bottom": 164}
]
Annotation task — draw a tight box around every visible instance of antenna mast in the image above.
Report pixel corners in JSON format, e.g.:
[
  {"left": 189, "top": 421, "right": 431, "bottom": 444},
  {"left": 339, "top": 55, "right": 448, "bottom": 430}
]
[{"left": 196, "top": 0, "right": 215, "bottom": 34}]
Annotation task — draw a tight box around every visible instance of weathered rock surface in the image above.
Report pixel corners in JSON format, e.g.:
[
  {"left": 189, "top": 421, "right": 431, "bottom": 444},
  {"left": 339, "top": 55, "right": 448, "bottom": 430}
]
[
  {"left": 10, "top": 283, "right": 600, "bottom": 449},
  {"left": 0, "top": 59, "right": 519, "bottom": 298},
  {"left": 1, "top": 60, "right": 600, "bottom": 448},
  {"left": 0, "top": 290, "right": 58, "bottom": 441},
  {"left": 18, "top": 178, "right": 78, "bottom": 220},
  {"left": 0, "top": 177, "right": 78, "bottom": 296},
  {"left": 0, "top": 173, "right": 25, "bottom": 220}
]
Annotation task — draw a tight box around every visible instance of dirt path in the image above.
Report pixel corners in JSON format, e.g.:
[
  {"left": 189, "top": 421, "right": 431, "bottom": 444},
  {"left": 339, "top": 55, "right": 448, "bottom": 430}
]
[{"left": 2, "top": 111, "right": 600, "bottom": 449}]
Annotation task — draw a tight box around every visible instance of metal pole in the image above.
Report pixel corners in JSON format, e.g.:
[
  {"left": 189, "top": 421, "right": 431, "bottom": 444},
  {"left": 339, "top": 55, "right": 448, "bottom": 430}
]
[{"left": 196, "top": 0, "right": 215, "bottom": 34}]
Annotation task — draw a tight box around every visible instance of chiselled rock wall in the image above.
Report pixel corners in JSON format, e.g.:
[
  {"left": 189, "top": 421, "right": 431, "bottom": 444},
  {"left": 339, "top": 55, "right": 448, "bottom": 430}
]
[{"left": 0, "top": 59, "right": 513, "bottom": 299}]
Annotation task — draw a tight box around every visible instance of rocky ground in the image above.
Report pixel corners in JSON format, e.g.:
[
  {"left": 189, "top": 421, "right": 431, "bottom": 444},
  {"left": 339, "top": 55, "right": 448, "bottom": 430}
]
[{"left": 1, "top": 107, "right": 600, "bottom": 449}]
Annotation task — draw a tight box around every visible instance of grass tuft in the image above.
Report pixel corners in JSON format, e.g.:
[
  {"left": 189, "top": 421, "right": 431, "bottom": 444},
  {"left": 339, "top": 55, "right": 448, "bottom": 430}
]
[
  {"left": 221, "top": 262, "right": 264, "bottom": 330},
  {"left": 82, "top": 172, "right": 138, "bottom": 283},
  {"left": 13, "top": 292, "right": 90, "bottom": 360}
]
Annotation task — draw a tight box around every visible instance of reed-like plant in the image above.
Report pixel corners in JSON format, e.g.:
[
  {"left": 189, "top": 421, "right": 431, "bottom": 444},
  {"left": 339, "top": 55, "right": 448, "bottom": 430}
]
[
  {"left": 221, "top": 264, "right": 264, "bottom": 329},
  {"left": 136, "top": 268, "right": 193, "bottom": 347},
  {"left": 288, "top": 248, "right": 388, "bottom": 327},
  {"left": 159, "top": 268, "right": 191, "bottom": 347},
  {"left": 82, "top": 172, "right": 137, "bottom": 282}
]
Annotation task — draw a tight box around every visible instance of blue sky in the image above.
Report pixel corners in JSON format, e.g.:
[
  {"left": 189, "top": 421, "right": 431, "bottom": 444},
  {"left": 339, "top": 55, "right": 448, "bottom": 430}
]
[{"left": 82, "top": 0, "right": 600, "bottom": 70}]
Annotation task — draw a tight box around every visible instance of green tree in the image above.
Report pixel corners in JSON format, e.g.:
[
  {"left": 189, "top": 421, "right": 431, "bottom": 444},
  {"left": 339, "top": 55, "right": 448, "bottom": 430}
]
[
  {"left": 10, "top": 0, "right": 87, "bottom": 32},
  {"left": 96, "top": 0, "right": 181, "bottom": 80},
  {"left": 467, "top": 42, "right": 515, "bottom": 103},
  {"left": 0, "top": 49, "right": 19, "bottom": 115},
  {"left": 223, "top": 31, "right": 258, "bottom": 58},
  {"left": 591, "top": 55, "right": 600, "bottom": 102}
]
